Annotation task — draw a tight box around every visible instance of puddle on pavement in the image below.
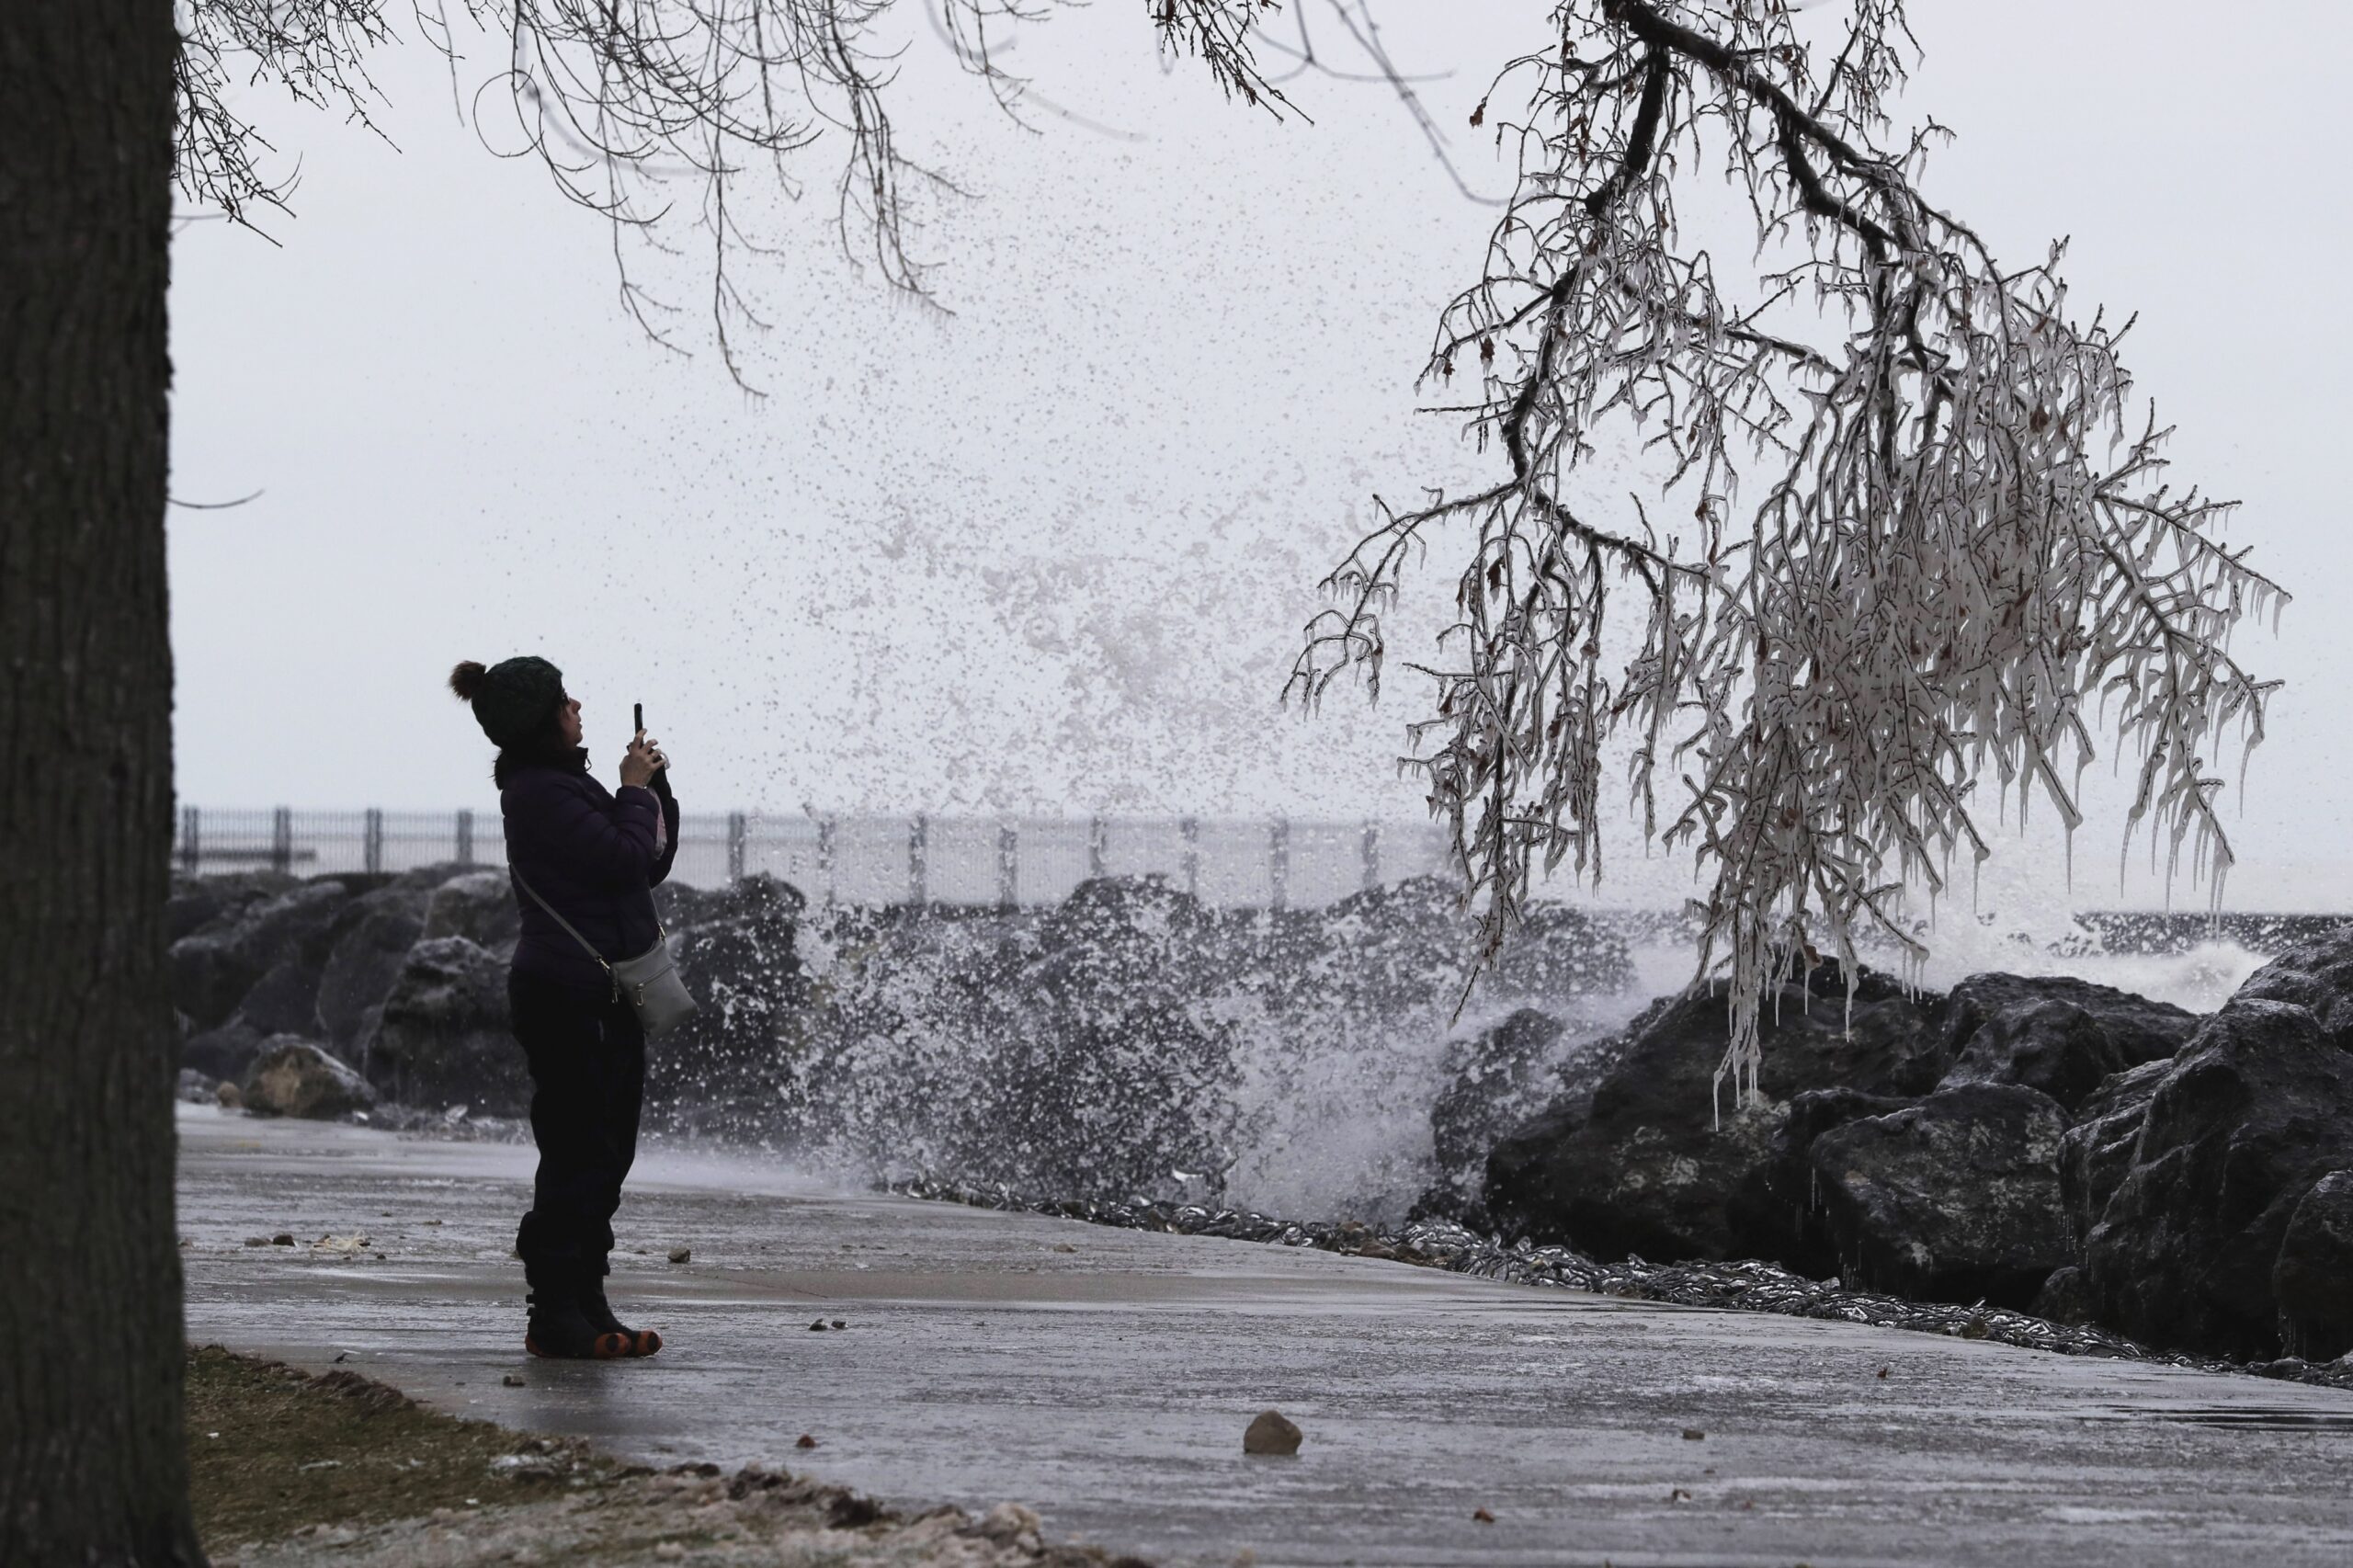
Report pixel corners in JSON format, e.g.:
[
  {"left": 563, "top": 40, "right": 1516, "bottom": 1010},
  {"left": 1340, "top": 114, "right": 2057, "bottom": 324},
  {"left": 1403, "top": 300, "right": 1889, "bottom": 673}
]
[{"left": 2091, "top": 1404, "right": 2353, "bottom": 1432}]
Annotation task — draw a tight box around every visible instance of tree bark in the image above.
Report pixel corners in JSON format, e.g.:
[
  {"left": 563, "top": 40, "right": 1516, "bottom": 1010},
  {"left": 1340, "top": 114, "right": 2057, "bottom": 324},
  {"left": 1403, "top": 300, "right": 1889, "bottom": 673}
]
[{"left": 0, "top": 3, "right": 199, "bottom": 1563}]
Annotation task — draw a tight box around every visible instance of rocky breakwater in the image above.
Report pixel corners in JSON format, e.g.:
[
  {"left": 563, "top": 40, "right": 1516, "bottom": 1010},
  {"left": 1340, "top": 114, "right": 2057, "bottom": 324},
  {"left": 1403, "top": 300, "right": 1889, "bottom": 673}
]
[
  {"left": 166, "top": 867, "right": 1631, "bottom": 1214},
  {"left": 1452, "top": 940, "right": 2353, "bottom": 1365},
  {"left": 167, "top": 866, "right": 808, "bottom": 1126}
]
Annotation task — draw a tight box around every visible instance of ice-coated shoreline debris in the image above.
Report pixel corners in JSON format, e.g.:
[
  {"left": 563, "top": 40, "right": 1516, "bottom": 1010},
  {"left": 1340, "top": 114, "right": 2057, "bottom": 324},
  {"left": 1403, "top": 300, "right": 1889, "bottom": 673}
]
[{"left": 892, "top": 1175, "right": 2353, "bottom": 1392}]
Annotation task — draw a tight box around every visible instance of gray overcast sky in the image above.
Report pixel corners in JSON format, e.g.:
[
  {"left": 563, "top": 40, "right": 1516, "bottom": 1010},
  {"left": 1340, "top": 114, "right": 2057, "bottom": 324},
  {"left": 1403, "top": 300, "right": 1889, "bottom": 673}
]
[{"left": 167, "top": 3, "right": 2353, "bottom": 912}]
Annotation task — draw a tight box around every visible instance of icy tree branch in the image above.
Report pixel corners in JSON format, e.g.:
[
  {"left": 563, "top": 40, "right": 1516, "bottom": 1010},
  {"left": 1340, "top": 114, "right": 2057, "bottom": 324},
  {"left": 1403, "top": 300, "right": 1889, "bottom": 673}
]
[{"left": 1288, "top": 0, "right": 2284, "bottom": 1101}]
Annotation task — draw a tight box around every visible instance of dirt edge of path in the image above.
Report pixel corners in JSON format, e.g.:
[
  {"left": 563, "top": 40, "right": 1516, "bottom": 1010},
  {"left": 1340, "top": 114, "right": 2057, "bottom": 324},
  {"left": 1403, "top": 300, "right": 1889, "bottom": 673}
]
[{"left": 188, "top": 1344, "right": 1155, "bottom": 1568}]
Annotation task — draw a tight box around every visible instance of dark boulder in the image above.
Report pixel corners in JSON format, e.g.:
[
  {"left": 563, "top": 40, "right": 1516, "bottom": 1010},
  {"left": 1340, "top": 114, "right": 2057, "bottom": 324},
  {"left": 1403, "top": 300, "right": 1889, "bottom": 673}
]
[
  {"left": 367, "top": 937, "right": 525, "bottom": 1114},
  {"left": 1809, "top": 1083, "right": 2072, "bottom": 1308},
  {"left": 314, "top": 883, "right": 433, "bottom": 1052},
  {"left": 180, "top": 1017, "right": 267, "bottom": 1083},
  {"left": 238, "top": 951, "right": 334, "bottom": 1038},
  {"left": 2033, "top": 1264, "right": 2095, "bottom": 1326},
  {"left": 1483, "top": 966, "right": 1947, "bottom": 1260},
  {"left": 242, "top": 1036, "right": 377, "bottom": 1120},
  {"left": 1413, "top": 1008, "right": 1569, "bottom": 1225},
  {"left": 2085, "top": 957, "right": 2353, "bottom": 1358},
  {"left": 167, "top": 870, "right": 293, "bottom": 943},
  {"left": 1938, "top": 974, "right": 2198, "bottom": 1113},
  {"left": 2274, "top": 1171, "right": 2353, "bottom": 1361},
  {"left": 2056, "top": 1057, "right": 2170, "bottom": 1248},
  {"left": 168, "top": 879, "right": 353, "bottom": 1030}
]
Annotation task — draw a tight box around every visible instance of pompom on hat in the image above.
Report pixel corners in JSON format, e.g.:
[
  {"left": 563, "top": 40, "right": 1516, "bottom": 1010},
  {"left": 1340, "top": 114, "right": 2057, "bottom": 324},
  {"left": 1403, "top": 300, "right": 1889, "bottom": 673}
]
[{"left": 449, "top": 656, "right": 566, "bottom": 748}]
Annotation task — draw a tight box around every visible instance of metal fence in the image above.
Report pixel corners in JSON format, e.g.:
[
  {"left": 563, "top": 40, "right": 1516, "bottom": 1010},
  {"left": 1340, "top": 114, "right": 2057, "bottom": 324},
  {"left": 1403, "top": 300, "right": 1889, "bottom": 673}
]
[{"left": 170, "top": 807, "right": 1455, "bottom": 909}]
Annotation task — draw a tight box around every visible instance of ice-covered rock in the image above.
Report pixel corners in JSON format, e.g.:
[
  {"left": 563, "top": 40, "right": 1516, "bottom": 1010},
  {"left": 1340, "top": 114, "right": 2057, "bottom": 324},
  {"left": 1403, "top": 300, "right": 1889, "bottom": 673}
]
[
  {"left": 169, "top": 879, "right": 354, "bottom": 1030},
  {"left": 2086, "top": 927, "right": 2353, "bottom": 1358},
  {"left": 367, "top": 937, "right": 524, "bottom": 1114},
  {"left": 2275, "top": 1170, "right": 2353, "bottom": 1361},
  {"left": 2056, "top": 1056, "right": 2170, "bottom": 1249},
  {"left": 1936, "top": 973, "right": 2198, "bottom": 1113},
  {"left": 1481, "top": 964, "right": 1946, "bottom": 1261},
  {"left": 420, "top": 869, "right": 521, "bottom": 955},
  {"left": 1723, "top": 1085, "right": 1916, "bottom": 1278},
  {"left": 1809, "top": 1083, "right": 2073, "bottom": 1308}
]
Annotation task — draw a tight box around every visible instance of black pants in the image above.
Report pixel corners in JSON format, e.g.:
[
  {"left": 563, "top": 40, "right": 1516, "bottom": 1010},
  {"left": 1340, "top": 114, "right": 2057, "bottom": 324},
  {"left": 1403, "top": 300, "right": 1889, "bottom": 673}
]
[{"left": 509, "top": 970, "right": 646, "bottom": 1284}]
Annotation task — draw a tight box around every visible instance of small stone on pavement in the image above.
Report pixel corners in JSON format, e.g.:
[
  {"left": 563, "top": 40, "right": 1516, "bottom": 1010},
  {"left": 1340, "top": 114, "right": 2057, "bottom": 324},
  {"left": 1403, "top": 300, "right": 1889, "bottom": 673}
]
[
  {"left": 668, "top": 1246, "right": 691, "bottom": 1264},
  {"left": 1244, "top": 1410, "right": 1302, "bottom": 1456}
]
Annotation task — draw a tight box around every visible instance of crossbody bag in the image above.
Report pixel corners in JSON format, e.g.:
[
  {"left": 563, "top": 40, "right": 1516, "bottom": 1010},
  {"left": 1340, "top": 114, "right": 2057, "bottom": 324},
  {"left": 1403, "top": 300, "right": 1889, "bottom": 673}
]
[{"left": 511, "top": 869, "right": 698, "bottom": 1037}]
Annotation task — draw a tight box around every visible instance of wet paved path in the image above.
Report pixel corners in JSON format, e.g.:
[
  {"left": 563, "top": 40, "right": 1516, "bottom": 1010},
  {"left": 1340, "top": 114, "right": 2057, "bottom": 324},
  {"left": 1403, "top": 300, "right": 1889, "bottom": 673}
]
[{"left": 178, "top": 1106, "right": 2353, "bottom": 1567}]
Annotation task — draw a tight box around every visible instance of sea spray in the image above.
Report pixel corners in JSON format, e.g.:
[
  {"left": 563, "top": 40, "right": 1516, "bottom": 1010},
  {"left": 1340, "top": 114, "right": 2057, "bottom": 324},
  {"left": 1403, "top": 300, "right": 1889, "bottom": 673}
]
[
  {"left": 649, "top": 870, "right": 2287, "bottom": 1221},
  {"left": 733, "top": 876, "right": 1639, "bottom": 1221}
]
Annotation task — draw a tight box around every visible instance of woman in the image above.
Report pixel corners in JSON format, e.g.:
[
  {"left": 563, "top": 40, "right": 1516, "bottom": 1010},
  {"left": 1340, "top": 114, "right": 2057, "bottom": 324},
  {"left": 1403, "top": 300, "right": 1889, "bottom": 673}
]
[{"left": 449, "top": 655, "right": 681, "bottom": 1359}]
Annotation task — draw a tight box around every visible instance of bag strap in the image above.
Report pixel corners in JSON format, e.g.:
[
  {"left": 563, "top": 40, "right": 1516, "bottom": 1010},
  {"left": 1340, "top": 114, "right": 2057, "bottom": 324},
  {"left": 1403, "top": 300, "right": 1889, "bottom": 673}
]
[{"left": 510, "top": 868, "right": 613, "bottom": 977}]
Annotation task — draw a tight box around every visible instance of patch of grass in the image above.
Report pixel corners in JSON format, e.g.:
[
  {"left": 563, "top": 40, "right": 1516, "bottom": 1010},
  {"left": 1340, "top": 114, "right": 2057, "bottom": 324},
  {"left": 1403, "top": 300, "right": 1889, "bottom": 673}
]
[{"left": 184, "top": 1343, "right": 611, "bottom": 1550}]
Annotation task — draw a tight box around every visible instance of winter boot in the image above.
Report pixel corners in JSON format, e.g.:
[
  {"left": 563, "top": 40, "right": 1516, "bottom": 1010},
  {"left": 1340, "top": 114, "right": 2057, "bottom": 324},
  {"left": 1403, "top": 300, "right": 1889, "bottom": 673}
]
[
  {"left": 578, "top": 1272, "right": 663, "bottom": 1358},
  {"left": 525, "top": 1281, "right": 631, "bottom": 1360}
]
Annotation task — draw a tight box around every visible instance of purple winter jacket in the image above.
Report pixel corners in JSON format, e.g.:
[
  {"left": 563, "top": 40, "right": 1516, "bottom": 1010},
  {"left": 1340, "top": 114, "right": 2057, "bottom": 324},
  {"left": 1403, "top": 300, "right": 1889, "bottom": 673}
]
[{"left": 501, "top": 761, "right": 682, "bottom": 994}]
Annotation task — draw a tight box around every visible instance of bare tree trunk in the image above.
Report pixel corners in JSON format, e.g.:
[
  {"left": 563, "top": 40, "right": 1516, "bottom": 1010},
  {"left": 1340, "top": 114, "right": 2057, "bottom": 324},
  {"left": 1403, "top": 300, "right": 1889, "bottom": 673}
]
[{"left": 0, "top": 3, "right": 199, "bottom": 1563}]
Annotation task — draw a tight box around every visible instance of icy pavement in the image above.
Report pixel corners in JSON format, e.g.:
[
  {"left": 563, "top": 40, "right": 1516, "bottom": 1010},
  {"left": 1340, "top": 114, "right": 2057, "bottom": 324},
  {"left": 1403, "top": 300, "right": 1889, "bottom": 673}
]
[{"left": 177, "top": 1107, "right": 2353, "bottom": 1567}]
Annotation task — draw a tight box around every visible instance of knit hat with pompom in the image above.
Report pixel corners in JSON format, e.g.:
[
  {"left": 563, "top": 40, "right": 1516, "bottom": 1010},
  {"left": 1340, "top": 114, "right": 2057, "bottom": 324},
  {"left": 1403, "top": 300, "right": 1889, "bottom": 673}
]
[{"left": 448, "top": 656, "right": 565, "bottom": 748}]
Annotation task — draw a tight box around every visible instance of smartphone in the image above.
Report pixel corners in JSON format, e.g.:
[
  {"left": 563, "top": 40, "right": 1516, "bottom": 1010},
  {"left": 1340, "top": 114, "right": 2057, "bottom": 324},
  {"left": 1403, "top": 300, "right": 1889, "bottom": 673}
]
[{"left": 633, "top": 702, "right": 643, "bottom": 735}]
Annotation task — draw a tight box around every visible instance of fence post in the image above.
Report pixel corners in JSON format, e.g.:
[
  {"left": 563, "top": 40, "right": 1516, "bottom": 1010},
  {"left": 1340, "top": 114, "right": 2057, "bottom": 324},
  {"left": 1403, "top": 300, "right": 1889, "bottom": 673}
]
[
  {"left": 270, "top": 807, "right": 292, "bottom": 874},
  {"left": 997, "top": 823, "right": 1019, "bottom": 912},
  {"left": 179, "top": 805, "right": 200, "bottom": 873},
  {"left": 1269, "top": 817, "right": 1290, "bottom": 912},
  {"left": 908, "top": 814, "right": 928, "bottom": 908},
  {"left": 817, "top": 817, "right": 836, "bottom": 904},
  {"left": 455, "top": 809, "right": 474, "bottom": 867},
  {"left": 727, "top": 812, "right": 747, "bottom": 881},
  {"left": 363, "top": 808, "right": 384, "bottom": 875},
  {"left": 1180, "top": 816, "right": 1199, "bottom": 901},
  {"left": 1360, "top": 821, "right": 1380, "bottom": 892}
]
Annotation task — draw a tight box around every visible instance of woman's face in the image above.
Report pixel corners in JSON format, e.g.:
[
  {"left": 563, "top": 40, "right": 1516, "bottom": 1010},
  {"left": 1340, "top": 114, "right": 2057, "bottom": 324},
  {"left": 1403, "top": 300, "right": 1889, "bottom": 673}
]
[{"left": 558, "top": 697, "right": 584, "bottom": 747}]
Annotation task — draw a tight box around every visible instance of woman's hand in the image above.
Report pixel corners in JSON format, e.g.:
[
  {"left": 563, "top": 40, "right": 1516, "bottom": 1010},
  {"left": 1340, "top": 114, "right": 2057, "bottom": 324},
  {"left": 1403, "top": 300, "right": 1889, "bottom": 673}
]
[{"left": 620, "top": 731, "right": 659, "bottom": 789}]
